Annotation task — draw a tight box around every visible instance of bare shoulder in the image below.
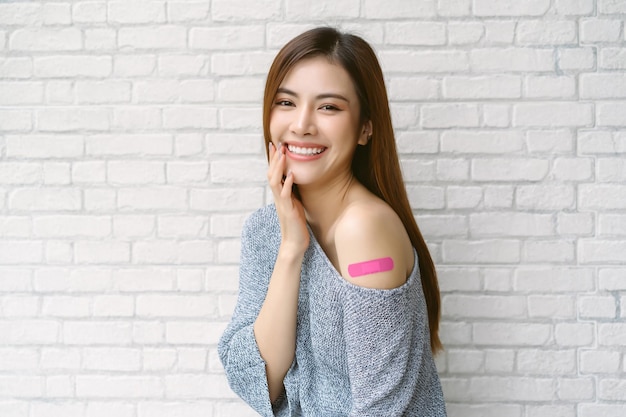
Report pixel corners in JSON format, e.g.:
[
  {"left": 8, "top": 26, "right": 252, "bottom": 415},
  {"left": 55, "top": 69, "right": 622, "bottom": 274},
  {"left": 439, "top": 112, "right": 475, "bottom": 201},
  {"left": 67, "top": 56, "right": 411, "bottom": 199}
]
[{"left": 333, "top": 199, "right": 414, "bottom": 290}]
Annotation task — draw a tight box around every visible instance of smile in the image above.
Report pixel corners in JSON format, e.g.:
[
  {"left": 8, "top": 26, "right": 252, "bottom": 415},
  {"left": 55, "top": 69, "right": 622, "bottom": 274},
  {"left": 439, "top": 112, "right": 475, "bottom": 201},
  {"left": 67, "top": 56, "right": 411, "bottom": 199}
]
[{"left": 287, "top": 144, "right": 326, "bottom": 155}]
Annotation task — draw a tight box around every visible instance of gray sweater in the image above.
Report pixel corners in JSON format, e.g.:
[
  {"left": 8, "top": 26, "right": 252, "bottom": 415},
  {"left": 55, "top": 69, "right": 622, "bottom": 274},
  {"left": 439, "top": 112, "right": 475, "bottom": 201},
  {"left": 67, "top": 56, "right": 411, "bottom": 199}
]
[{"left": 218, "top": 204, "right": 447, "bottom": 416}]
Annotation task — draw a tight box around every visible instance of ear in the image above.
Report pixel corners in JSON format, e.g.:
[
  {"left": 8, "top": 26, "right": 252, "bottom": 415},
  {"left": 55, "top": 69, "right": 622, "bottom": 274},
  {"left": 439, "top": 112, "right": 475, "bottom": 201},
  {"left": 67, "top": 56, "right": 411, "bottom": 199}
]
[{"left": 357, "top": 120, "right": 373, "bottom": 146}]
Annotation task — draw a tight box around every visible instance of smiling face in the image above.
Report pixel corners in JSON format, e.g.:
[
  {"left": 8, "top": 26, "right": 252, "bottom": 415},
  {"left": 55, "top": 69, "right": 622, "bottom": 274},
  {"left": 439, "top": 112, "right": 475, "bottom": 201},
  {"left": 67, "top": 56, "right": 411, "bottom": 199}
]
[{"left": 269, "top": 55, "right": 371, "bottom": 188}]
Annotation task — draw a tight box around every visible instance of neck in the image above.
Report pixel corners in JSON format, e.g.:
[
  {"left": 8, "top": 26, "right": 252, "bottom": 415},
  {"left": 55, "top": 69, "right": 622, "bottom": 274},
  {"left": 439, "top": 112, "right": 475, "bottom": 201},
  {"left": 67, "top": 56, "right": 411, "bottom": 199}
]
[{"left": 298, "top": 171, "right": 356, "bottom": 234}]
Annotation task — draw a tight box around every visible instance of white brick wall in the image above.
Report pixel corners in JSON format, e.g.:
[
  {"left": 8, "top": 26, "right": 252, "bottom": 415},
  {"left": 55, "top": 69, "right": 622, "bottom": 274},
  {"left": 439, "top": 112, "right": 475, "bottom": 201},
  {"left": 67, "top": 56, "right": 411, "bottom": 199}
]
[{"left": 0, "top": 1, "right": 624, "bottom": 416}]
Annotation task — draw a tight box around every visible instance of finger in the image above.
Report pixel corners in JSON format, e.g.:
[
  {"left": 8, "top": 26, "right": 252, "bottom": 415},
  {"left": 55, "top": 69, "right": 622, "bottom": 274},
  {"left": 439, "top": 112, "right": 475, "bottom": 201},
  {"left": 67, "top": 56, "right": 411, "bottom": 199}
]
[
  {"left": 269, "top": 147, "right": 286, "bottom": 191},
  {"left": 281, "top": 170, "right": 295, "bottom": 200}
]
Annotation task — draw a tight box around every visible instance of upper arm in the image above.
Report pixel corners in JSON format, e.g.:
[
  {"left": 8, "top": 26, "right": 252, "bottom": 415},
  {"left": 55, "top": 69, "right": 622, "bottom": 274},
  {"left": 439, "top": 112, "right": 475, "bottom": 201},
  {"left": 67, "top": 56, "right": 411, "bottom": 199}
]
[{"left": 334, "top": 204, "right": 413, "bottom": 290}]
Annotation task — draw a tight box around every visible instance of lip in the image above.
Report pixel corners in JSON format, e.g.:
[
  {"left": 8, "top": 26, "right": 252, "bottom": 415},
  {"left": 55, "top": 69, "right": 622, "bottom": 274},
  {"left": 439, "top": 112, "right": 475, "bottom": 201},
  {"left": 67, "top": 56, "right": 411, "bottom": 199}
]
[{"left": 282, "top": 141, "right": 327, "bottom": 161}]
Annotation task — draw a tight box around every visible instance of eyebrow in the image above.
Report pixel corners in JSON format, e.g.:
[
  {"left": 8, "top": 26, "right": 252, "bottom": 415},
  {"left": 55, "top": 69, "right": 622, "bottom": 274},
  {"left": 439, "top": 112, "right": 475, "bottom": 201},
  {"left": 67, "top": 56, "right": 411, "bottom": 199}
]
[{"left": 276, "top": 87, "right": 350, "bottom": 103}]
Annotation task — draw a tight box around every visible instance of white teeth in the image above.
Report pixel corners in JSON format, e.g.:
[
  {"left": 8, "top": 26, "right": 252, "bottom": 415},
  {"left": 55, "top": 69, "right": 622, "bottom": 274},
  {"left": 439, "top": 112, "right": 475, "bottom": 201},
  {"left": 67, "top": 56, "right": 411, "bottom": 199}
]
[{"left": 287, "top": 144, "right": 325, "bottom": 155}]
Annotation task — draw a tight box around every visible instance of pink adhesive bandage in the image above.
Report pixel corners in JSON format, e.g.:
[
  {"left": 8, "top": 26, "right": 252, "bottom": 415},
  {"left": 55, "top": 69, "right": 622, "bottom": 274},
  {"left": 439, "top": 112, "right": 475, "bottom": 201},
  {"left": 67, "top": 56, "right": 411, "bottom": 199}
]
[{"left": 348, "top": 257, "right": 394, "bottom": 278}]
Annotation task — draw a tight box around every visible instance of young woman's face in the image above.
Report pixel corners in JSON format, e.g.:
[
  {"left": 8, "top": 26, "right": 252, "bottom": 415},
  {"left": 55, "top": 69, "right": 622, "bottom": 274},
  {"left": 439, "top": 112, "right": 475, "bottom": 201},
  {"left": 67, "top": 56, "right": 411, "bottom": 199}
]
[{"left": 269, "top": 56, "right": 370, "bottom": 187}]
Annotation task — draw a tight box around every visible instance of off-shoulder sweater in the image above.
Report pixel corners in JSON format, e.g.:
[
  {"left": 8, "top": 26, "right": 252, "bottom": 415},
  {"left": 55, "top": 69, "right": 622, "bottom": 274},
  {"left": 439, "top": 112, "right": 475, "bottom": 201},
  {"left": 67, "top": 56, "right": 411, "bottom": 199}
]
[{"left": 218, "top": 204, "right": 447, "bottom": 417}]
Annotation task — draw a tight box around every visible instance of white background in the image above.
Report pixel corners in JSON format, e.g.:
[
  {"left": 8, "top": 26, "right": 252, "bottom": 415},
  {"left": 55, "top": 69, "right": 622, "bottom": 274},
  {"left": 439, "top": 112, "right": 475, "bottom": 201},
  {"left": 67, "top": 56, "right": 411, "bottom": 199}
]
[{"left": 1, "top": 0, "right": 625, "bottom": 416}]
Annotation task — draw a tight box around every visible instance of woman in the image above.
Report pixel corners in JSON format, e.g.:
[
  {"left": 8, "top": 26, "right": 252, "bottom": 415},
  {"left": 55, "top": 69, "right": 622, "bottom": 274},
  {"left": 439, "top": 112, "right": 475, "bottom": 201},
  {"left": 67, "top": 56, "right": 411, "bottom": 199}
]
[{"left": 219, "top": 27, "right": 446, "bottom": 416}]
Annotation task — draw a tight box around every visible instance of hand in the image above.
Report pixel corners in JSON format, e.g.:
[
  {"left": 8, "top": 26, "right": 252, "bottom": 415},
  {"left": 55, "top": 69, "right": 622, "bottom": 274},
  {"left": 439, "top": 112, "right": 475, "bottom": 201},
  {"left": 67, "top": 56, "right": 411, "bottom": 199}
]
[{"left": 267, "top": 142, "right": 310, "bottom": 255}]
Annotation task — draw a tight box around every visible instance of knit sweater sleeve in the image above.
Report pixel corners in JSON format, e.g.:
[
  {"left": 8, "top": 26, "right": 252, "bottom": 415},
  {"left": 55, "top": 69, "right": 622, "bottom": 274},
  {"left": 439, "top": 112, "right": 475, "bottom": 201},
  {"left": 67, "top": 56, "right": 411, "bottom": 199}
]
[
  {"left": 218, "top": 207, "right": 283, "bottom": 417},
  {"left": 341, "top": 261, "right": 428, "bottom": 416}
]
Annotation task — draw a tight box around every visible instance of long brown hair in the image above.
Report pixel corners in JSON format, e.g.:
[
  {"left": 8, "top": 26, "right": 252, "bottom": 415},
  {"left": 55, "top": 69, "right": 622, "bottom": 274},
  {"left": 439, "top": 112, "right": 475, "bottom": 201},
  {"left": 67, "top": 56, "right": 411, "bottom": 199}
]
[{"left": 262, "top": 27, "right": 442, "bottom": 354}]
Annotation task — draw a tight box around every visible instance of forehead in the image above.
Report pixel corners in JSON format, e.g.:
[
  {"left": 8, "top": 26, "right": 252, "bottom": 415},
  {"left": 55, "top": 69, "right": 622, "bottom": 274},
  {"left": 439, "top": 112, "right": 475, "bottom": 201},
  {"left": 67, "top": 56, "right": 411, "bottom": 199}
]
[{"left": 279, "top": 56, "right": 356, "bottom": 97}]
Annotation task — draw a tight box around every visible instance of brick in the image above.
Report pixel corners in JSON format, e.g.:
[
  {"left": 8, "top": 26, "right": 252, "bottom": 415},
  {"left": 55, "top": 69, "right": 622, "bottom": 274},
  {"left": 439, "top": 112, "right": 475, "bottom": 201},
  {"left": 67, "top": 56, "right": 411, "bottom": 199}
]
[
  {"left": 0, "top": 376, "right": 43, "bottom": 397},
  {"left": 207, "top": 133, "right": 264, "bottom": 155},
  {"left": 167, "top": 1, "right": 210, "bottom": 22},
  {"left": 166, "top": 321, "right": 225, "bottom": 344},
  {"left": 93, "top": 295, "right": 134, "bottom": 317},
  {"left": 558, "top": 378, "right": 594, "bottom": 401},
  {"left": 211, "top": 160, "right": 266, "bottom": 184},
  {"left": 0, "top": 82, "right": 43, "bottom": 105},
  {"left": 526, "top": 406, "right": 574, "bottom": 417},
  {"left": 190, "top": 26, "right": 264, "bottom": 50},
  {"left": 438, "top": 0, "right": 471, "bottom": 16},
  {"left": 0, "top": 57, "right": 32, "bottom": 78},
  {"left": 579, "top": 404, "right": 626, "bottom": 417},
  {"left": 42, "top": 296, "right": 90, "bottom": 318},
  {"left": 34, "top": 267, "right": 112, "bottom": 293},
  {"left": 133, "top": 240, "right": 214, "bottom": 264},
  {"left": 600, "top": 47, "right": 626, "bottom": 69},
  {"left": 85, "top": 28, "right": 116, "bottom": 50},
  {"left": 444, "top": 75, "right": 521, "bottom": 99},
  {"left": 214, "top": 0, "right": 281, "bottom": 20},
  {"left": 514, "top": 268, "right": 594, "bottom": 292},
  {"left": 108, "top": 161, "right": 165, "bottom": 185},
  {"left": 579, "top": 240, "right": 626, "bottom": 263},
  {"left": 471, "top": 48, "right": 554, "bottom": 72},
  {"left": 64, "top": 321, "right": 132, "bottom": 345},
  {"left": 112, "top": 268, "right": 173, "bottom": 292},
  {"left": 557, "top": 212, "right": 594, "bottom": 236},
  {"left": 472, "top": 158, "right": 548, "bottom": 181},
  {"left": 523, "top": 240, "right": 575, "bottom": 263},
  {"left": 598, "top": 158, "right": 626, "bottom": 182},
  {"left": 555, "top": 0, "right": 594, "bottom": 15},
  {"left": 72, "top": 1, "right": 107, "bottom": 23},
  {"left": 163, "top": 107, "right": 218, "bottom": 129},
  {"left": 166, "top": 161, "right": 209, "bottom": 183},
  {"left": 9, "top": 187, "right": 81, "bottom": 211},
  {"left": 287, "top": 0, "right": 359, "bottom": 18},
  {"left": 219, "top": 107, "right": 260, "bottom": 129},
  {"left": 38, "top": 107, "right": 110, "bottom": 132},
  {"left": 579, "top": 184, "right": 626, "bottom": 209},
  {"left": 599, "top": 379, "right": 626, "bottom": 401},
  {"left": 33, "top": 215, "right": 110, "bottom": 238},
  {"left": 441, "top": 130, "right": 523, "bottom": 153},
  {"left": 442, "top": 240, "right": 520, "bottom": 263},
  {"left": 448, "top": 22, "right": 484, "bottom": 45},
  {"left": 386, "top": 22, "right": 446, "bottom": 45},
  {"left": 443, "top": 295, "right": 525, "bottom": 318},
  {"left": 9, "top": 28, "right": 81, "bottom": 51},
  {"left": 599, "top": 214, "right": 626, "bottom": 236},
  {"left": 34, "top": 55, "right": 112, "bottom": 78},
  {"left": 525, "top": 75, "right": 576, "bottom": 99},
  {"left": 113, "top": 55, "right": 156, "bottom": 77},
  {"left": 597, "top": 102, "right": 626, "bottom": 126},
  {"left": 158, "top": 54, "right": 208, "bottom": 77},
  {"left": 470, "top": 212, "right": 554, "bottom": 236},
  {"left": 118, "top": 187, "right": 187, "bottom": 211},
  {"left": 6, "top": 135, "right": 83, "bottom": 159},
  {"left": 447, "top": 349, "right": 484, "bottom": 373},
  {"left": 470, "top": 376, "right": 555, "bottom": 401},
  {"left": 581, "top": 73, "right": 626, "bottom": 99},
  {"left": 400, "top": 159, "right": 436, "bottom": 182},
  {"left": 139, "top": 402, "right": 213, "bottom": 417},
  {"left": 0, "top": 109, "right": 32, "bottom": 132},
  {"left": 87, "top": 134, "right": 172, "bottom": 156},
  {"left": 599, "top": 323, "right": 626, "bottom": 346},
  {"left": 77, "top": 376, "right": 162, "bottom": 398},
  {"left": 0, "top": 320, "right": 58, "bottom": 344},
  {"left": 406, "top": 185, "right": 445, "bottom": 209},
  {"left": 528, "top": 295, "right": 575, "bottom": 318},
  {"left": 553, "top": 158, "right": 593, "bottom": 181},
  {"left": 216, "top": 77, "right": 271, "bottom": 102},
  {"left": 555, "top": 322, "right": 594, "bottom": 346},
  {"left": 190, "top": 188, "right": 263, "bottom": 211},
  {"left": 0, "top": 3, "right": 43, "bottom": 25},
  {"left": 118, "top": 26, "right": 186, "bottom": 50},
  {"left": 108, "top": 1, "right": 165, "bottom": 23},
  {"left": 482, "top": 105, "right": 511, "bottom": 129},
  {"left": 421, "top": 104, "right": 479, "bottom": 128},
  {"left": 516, "top": 185, "right": 575, "bottom": 210},
  {"left": 579, "top": 295, "right": 617, "bottom": 319},
  {"left": 40, "top": 347, "right": 80, "bottom": 370},
  {"left": 75, "top": 81, "right": 131, "bottom": 104},
  {"left": 388, "top": 77, "right": 440, "bottom": 101},
  {"left": 364, "top": 0, "right": 436, "bottom": 18},
  {"left": 578, "top": 130, "right": 626, "bottom": 154},
  {"left": 557, "top": 47, "right": 596, "bottom": 71},
  {"left": 514, "top": 103, "right": 593, "bottom": 127},
  {"left": 436, "top": 159, "right": 469, "bottom": 181},
  {"left": 518, "top": 349, "right": 576, "bottom": 374},
  {"left": 211, "top": 52, "right": 275, "bottom": 76},
  {"left": 83, "top": 348, "right": 141, "bottom": 371},
  {"left": 473, "top": 0, "right": 550, "bottom": 16},
  {"left": 175, "top": 133, "right": 204, "bottom": 156},
  {"left": 580, "top": 19, "right": 622, "bottom": 42},
  {"left": 517, "top": 20, "right": 577, "bottom": 45},
  {"left": 74, "top": 241, "right": 130, "bottom": 264},
  {"left": 484, "top": 21, "right": 516, "bottom": 44},
  {"left": 379, "top": 50, "right": 469, "bottom": 73}
]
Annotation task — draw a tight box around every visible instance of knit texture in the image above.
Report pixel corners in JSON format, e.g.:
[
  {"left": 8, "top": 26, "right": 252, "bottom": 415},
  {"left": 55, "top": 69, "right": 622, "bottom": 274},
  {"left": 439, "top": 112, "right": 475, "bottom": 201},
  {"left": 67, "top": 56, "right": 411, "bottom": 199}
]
[{"left": 219, "top": 204, "right": 447, "bottom": 416}]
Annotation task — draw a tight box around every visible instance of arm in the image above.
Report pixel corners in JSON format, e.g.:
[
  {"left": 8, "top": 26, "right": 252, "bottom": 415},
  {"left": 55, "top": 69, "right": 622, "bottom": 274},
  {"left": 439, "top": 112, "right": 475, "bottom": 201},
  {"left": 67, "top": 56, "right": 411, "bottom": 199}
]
[
  {"left": 253, "top": 142, "right": 309, "bottom": 403},
  {"left": 335, "top": 205, "right": 426, "bottom": 416}
]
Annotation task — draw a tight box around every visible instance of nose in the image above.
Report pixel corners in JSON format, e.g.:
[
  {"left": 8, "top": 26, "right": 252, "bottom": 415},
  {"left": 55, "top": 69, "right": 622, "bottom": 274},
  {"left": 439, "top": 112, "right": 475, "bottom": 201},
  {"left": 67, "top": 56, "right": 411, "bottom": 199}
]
[{"left": 290, "top": 106, "right": 317, "bottom": 136}]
